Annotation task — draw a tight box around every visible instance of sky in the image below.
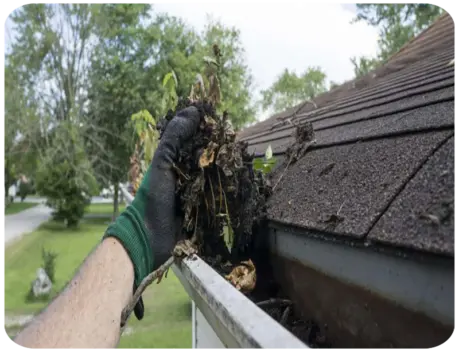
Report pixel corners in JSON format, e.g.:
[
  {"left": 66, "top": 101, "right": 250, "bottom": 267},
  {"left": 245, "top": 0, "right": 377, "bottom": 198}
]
[
  {"left": 153, "top": 2, "right": 380, "bottom": 119},
  {"left": 4, "top": 2, "right": 381, "bottom": 122}
]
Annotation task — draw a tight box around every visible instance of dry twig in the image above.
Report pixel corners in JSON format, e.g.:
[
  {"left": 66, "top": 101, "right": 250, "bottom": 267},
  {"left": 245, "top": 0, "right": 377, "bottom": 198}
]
[{"left": 120, "top": 240, "right": 197, "bottom": 328}]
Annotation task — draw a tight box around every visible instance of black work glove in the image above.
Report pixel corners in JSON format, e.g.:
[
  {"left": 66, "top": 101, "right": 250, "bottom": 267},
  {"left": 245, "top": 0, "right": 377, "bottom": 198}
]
[{"left": 104, "top": 106, "right": 201, "bottom": 320}]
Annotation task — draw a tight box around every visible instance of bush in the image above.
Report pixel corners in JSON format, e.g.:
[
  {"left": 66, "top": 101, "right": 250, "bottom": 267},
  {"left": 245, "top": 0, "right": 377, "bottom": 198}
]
[
  {"left": 18, "top": 181, "right": 30, "bottom": 202},
  {"left": 36, "top": 122, "right": 99, "bottom": 227},
  {"left": 42, "top": 247, "right": 58, "bottom": 283},
  {"left": 25, "top": 248, "right": 58, "bottom": 303}
]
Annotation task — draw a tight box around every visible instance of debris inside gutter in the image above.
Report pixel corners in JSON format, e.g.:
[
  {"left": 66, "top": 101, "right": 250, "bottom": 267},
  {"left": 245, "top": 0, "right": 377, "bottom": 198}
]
[{"left": 133, "top": 45, "right": 329, "bottom": 347}]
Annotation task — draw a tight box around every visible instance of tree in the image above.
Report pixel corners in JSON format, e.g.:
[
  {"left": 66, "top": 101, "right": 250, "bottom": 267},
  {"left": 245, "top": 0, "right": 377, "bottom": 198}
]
[
  {"left": 5, "top": 64, "right": 22, "bottom": 195},
  {"left": 351, "top": 4, "right": 444, "bottom": 77},
  {"left": 138, "top": 15, "right": 256, "bottom": 130},
  {"left": 86, "top": 4, "right": 153, "bottom": 218},
  {"left": 260, "top": 67, "right": 327, "bottom": 114},
  {"left": 4, "top": 62, "right": 42, "bottom": 195},
  {"left": 6, "top": 4, "right": 99, "bottom": 216},
  {"left": 6, "top": 5, "right": 257, "bottom": 220},
  {"left": 35, "top": 122, "right": 98, "bottom": 227},
  {"left": 8, "top": 4, "right": 96, "bottom": 122},
  {"left": 350, "top": 56, "right": 380, "bottom": 77}
]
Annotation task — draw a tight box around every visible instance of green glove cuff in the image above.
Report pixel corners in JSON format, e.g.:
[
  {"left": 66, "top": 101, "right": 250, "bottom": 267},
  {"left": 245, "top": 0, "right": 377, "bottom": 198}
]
[{"left": 103, "top": 202, "right": 153, "bottom": 287}]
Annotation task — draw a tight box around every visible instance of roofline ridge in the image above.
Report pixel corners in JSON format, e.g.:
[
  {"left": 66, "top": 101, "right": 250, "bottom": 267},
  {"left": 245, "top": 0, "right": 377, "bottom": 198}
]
[{"left": 388, "top": 11, "right": 451, "bottom": 63}]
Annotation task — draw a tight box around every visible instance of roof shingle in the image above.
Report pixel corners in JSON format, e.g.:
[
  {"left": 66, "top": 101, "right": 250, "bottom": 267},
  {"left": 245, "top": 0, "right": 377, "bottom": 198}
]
[
  {"left": 240, "top": 13, "right": 455, "bottom": 255},
  {"left": 266, "top": 131, "right": 453, "bottom": 239},
  {"left": 368, "top": 137, "right": 454, "bottom": 256}
]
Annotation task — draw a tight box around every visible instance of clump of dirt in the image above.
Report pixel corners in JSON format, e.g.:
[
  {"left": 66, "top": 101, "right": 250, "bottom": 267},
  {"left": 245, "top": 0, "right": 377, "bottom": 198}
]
[
  {"left": 157, "top": 97, "right": 272, "bottom": 267},
  {"left": 285, "top": 121, "right": 316, "bottom": 164},
  {"left": 151, "top": 44, "right": 329, "bottom": 347},
  {"left": 157, "top": 101, "right": 331, "bottom": 347}
]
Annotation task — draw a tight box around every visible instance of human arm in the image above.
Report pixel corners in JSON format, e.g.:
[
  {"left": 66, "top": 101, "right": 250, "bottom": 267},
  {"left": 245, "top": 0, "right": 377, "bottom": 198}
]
[{"left": 13, "top": 106, "right": 201, "bottom": 348}]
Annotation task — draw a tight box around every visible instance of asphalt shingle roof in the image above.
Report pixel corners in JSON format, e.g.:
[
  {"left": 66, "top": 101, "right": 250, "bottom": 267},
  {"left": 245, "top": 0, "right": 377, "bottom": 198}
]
[
  {"left": 239, "top": 13, "right": 454, "bottom": 256},
  {"left": 368, "top": 136, "right": 454, "bottom": 256}
]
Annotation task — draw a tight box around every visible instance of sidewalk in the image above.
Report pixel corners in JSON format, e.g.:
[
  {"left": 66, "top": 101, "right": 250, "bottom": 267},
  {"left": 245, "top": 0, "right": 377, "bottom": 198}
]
[{"left": 4, "top": 204, "right": 53, "bottom": 245}]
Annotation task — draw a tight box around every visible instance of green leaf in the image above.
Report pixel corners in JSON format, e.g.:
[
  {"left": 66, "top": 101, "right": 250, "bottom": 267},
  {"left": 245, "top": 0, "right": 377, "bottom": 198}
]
[
  {"left": 263, "top": 164, "right": 272, "bottom": 174},
  {"left": 253, "top": 158, "right": 264, "bottom": 170},
  {"left": 163, "top": 70, "right": 178, "bottom": 88}
]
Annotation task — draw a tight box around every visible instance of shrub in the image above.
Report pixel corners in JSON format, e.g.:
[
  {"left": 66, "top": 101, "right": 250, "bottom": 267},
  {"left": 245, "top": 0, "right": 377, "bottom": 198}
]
[
  {"left": 25, "top": 248, "right": 58, "bottom": 303},
  {"left": 36, "top": 122, "right": 99, "bottom": 227},
  {"left": 18, "top": 181, "right": 30, "bottom": 202},
  {"left": 42, "top": 247, "right": 58, "bottom": 284}
]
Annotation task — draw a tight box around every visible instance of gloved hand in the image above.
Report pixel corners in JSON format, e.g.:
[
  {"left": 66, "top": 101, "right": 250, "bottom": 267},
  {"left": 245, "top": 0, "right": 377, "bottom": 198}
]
[{"left": 104, "top": 106, "right": 201, "bottom": 320}]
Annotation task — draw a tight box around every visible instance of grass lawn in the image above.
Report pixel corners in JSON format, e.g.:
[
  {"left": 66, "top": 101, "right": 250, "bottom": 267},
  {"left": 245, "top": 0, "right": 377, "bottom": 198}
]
[
  {"left": 5, "top": 203, "right": 37, "bottom": 215},
  {"left": 5, "top": 207, "right": 191, "bottom": 348},
  {"left": 85, "top": 202, "right": 126, "bottom": 215}
]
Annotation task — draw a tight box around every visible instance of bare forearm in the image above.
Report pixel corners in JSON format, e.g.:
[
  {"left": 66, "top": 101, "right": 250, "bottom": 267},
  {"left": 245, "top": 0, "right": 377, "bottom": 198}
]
[{"left": 14, "top": 238, "right": 134, "bottom": 348}]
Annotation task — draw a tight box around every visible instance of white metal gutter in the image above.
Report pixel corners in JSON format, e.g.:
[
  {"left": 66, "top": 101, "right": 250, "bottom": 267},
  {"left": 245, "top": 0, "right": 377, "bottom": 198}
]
[
  {"left": 119, "top": 184, "right": 307, "bottom": 348},
  {"left": 268, "top": 223, "right": 454, "bottom": 326}
]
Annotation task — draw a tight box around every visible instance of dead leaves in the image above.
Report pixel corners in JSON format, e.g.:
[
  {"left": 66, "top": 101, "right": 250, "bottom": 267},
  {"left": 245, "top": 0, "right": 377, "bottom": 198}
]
[
  {"left": 216, "top": 143, "right": 243, "bottom": 177},
  {"left": 173, "top": 239, "right": 198, "bottom": 258},
  {"left": 199, "top": 141, "right": 218, "bottom": 168},
  {"left": 225, "top": 259, "right": 256, "bottom": 293}
]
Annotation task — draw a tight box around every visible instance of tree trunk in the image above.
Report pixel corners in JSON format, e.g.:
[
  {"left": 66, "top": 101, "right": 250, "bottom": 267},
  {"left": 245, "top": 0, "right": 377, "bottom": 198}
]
[
  {"left": 3, "top": 168, "right": 13, "bottom": 207},
  {"left": 5, "top": 165, "right": 11, "bottom": 196},
  {"left": 113, "top": 183, "right": 119, "bottom": 221}
]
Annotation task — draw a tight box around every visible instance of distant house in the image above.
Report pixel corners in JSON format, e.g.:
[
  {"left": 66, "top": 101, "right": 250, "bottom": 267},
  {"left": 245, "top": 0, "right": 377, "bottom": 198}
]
[{"left": 239, "top": 13, "right": 454, "bottom": 348}]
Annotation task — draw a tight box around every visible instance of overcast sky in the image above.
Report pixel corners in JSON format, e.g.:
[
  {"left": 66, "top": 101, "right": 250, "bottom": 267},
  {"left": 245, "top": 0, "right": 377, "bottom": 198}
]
[
  {"left": 4, "top": 2, "right": 381, "bottom": 121},
  {"left": 154, "top": 2, "right": 380, "bottom": 118}
]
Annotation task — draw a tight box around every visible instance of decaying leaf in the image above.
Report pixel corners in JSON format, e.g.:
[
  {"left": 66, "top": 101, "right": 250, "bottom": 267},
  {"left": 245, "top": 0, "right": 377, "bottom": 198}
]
[
  {"left": 154, "top": 44, "right": 270, "bottom": 304},
  {"left": 189, "top": 74, "right": 207, "bottom": 101},
  {"left": 225, "top": 259, "right": 256, "bottom": 293},
  {"left": 199, "top": 141, "right": 218, "bottom": 168},
  {"left": 215, "top": 143, "right": 243, "bottom": 177}
]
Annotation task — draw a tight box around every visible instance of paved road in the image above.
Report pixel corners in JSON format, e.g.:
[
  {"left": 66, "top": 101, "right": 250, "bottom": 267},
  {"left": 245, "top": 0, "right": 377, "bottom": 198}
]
[
  {"left": 4, "top": 204, "right": 53, "bottom": 244},
  {"left": 13, "top": 196, "right": 114, "bottom": 204},
  {"left": 5, "top": 197, "right": 115, "bottom": 245}
]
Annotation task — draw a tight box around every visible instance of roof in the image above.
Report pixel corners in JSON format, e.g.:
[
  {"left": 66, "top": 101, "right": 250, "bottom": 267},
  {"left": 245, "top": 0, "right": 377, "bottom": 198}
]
[{"left": 239, "top": 13, "right": 454, "bottom": 256}]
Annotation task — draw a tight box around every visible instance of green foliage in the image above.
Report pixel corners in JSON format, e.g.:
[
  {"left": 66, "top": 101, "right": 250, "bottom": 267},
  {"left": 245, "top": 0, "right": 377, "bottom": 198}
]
[
  {"left": 351, "top": 4, "right": 444, "bottom": 77},
  {"left": 350, "top": 56, "right": 381, "bottom": 77},
  {"left": 42, "top": 247, "right": 58, "bottom": 283},
  {"left": 8, "top": 4, "right": 96, "bottom": 121},
  {"left": 6, "top": 4, "right": 257, "bottom": 214},
  {"left": 353, "top": 4, "right": 443, "bottom": 32},
  {"left": 86, "top": 5, "right": 153, "bottom": 192},
  {"left": 162, "top": 71, "right": 179, "bottom": 113},
  {"left": 4, "top": 64, "right": 41, "bottom": 192},
  {"left": 253, "top": 145, "right": 277, "bottom": 174},
  {"left": 261, "top": 67, "right": 327, "bottom": 114},
  {"left": 18, "top": 182, "right": 31, "bottom": 202},
  {"left": 131, "top": 110, "right": 159, "bottom": 166},
  {"left": 35, "top": 123, "right": 98, "bottom": 228},
  {"left": 144, "top": 15, "right": 256, "bottom": 130},
  {"left": 25, "top": 247, "right": 58, "bottom": 304}
]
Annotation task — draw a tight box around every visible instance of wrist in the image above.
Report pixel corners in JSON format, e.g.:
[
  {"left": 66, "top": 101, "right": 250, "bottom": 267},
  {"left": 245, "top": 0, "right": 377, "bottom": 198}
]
[{"left": 103, "top": 205, "right": 153, "bottom": 287}]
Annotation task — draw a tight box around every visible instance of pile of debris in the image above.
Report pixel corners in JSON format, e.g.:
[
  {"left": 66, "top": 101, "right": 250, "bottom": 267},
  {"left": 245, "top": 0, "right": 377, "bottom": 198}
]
[{"left": 129, "top": 45, "right": 328, "bottom": 347}]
